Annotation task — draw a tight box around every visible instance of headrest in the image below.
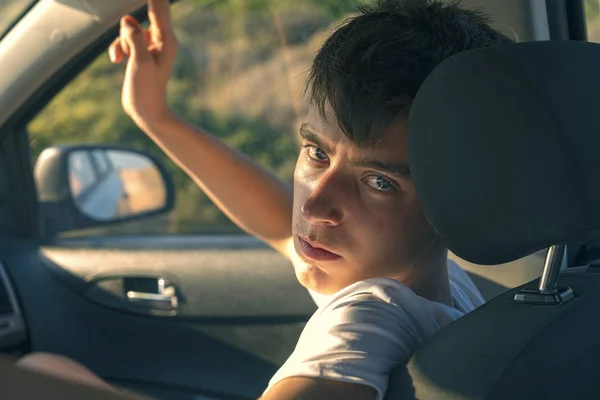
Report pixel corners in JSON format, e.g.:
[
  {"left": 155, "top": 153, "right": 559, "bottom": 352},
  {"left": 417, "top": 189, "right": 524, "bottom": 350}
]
[{"left": 408, "top": 41, "right": 600, "bottom": 265}]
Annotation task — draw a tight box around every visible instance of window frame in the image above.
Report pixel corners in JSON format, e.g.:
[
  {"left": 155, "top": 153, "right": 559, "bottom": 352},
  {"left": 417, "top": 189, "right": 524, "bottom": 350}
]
[
  {"left": 4, "top": 7, "right": 151, "bottom": 240},
  {"left": 0, "top": 0, "right": 39, "bottom": 41},
  {"left": 546, "top": 0, "right": 587, "bottom": 40}
]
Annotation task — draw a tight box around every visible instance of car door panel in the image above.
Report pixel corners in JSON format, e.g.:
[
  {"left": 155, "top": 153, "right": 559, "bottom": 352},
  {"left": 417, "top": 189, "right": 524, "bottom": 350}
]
[
  {"left": 41, "top": 238, "right": 316, "bottom": 318},
  {"left": 1, "top": 238, "right": 312, "bottom": 399}
]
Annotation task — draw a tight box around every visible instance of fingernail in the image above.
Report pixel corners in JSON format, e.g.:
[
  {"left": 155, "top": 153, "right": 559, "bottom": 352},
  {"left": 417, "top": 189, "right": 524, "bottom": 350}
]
[
  {"left": 108, "top": 48, "right": 115, "bottom": 62},
  {"left": 124, "top": 18, "right": 139, "bottom": 31}
]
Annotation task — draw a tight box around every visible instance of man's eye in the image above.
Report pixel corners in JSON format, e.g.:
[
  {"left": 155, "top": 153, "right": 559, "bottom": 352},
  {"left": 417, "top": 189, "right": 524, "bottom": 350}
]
[
  {"left": 305, "top": 145, "right": 329, "bottom": 161},
  {"left": 365, "top": 175, "right": 394, "bottom": 192}
]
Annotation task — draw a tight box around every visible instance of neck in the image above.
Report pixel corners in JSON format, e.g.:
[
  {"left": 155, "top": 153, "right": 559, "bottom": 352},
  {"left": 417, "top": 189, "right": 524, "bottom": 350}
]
[
  {"left": 414, "top": 248, "right": 453, "bottom": 307},
  {"left": 415, "top": 264, "right": 453, "bottom": 307}
]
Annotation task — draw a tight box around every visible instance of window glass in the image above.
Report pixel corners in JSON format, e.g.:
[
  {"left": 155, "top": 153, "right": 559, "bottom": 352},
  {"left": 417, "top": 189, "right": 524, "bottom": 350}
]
[
  {"left": 28, "top": 0, "right": 363, "bottom": 236},
  {"left": 586, "top": 0, "right": 600, "bottom": 42}
]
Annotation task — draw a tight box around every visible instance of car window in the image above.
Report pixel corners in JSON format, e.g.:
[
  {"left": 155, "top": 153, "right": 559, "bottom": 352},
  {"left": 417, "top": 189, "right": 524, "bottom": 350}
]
[
  {"left": 586, "top": 0, "right": 600, "bottom": 42},
  {"left": 0, "top": 0, "right": 36, "bottom": 39},
  {"left": 27, "top": 0, "right": 362, "bottom": 237}
]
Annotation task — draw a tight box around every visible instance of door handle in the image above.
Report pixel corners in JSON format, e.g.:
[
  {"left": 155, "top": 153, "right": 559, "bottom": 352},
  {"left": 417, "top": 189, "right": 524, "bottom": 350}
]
[
  {"left": 126, "top": 278, "right": 178, "bottom": 313},
  {"left": 126, "top": 291, "right": 178, "bottom": 311},
  {"left": 87, "top": 276, "right": 180, "bottom": 316}
]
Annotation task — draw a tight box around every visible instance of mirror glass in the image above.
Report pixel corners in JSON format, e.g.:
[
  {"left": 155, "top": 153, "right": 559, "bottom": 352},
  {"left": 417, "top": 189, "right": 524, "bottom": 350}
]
[{"left": 68, "top": 149, "right": 167, "bottom": 221}]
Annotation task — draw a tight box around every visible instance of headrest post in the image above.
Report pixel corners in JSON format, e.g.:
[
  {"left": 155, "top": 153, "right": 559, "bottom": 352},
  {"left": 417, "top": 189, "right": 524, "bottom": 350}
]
[
  {"left": 539, "top": 244, "right": 565, "bottom": 293},
  {"left": 513, "top": 245, "right": 574, "bottom": 305}
]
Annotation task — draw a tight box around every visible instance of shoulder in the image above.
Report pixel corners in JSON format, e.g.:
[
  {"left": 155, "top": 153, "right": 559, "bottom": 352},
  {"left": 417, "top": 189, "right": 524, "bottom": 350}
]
[
  {"left": 326, "top": 277, "right": 418, "bottom": 305},
  {"left": 267, "top": 278, "right": 451, "bottom": 399},
  {"left": 267, "top": 280, "right": 421, "bottom": 399},
  {"left": 304, "top": 278, "right": 459, "bottom": 362},
  {"left": 315, "top": 280, "right": 423, "bottom": 343},
  {"left": 316, "top": 278, "right": 461, "bottom": 339}
]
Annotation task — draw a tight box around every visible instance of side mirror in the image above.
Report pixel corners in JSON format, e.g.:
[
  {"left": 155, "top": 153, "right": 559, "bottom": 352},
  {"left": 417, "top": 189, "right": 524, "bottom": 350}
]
[{"left": 34, "top": 144, "right": 176, "bottom": 237}]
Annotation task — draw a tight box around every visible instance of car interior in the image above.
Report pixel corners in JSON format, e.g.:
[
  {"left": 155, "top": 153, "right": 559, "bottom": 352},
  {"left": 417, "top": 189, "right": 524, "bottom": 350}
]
[
  {"left": 388, "top": 38, "right": 600, "bottom": 400},
  {"left": 0, "top": 0, "right": 597, "bottom": 399}
]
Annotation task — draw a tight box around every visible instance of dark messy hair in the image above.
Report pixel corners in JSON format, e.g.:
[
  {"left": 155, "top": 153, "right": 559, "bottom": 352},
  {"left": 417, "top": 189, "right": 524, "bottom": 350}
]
[{"left": 304, "top": 0, "right": 513, "bottom": 146}]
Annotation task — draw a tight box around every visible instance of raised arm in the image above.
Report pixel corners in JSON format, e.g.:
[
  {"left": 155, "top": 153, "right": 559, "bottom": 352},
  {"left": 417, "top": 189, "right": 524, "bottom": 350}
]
[{"left": 109, "top": 0, "right": 294, "bottom": 256}]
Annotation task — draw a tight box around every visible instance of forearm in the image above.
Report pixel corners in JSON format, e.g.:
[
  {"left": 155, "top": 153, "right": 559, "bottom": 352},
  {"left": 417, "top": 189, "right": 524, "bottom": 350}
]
[
  {"left": 111, "top": 2, "right": 294, "bottom": 254},
  {"left": 140, "top": 111, "right": 294, "bottom": 252},
  {"left": 260, "top": 377, "right": 377, "bottom": 400}
]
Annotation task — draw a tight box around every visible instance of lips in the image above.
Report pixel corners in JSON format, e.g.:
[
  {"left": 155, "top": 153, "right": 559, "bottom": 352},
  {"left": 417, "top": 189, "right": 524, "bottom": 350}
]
[{"left": 296, "top": 236, "right": 341, "bottom": 262}]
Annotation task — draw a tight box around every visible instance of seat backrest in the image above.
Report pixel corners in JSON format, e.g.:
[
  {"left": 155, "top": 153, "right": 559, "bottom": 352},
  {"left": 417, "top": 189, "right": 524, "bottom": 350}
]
[
  {"left": 387, "top": 271, "right": 600, "bottom": 399},
  {"left": 386, "top": 41, "right": 600, "bottom": 399}
]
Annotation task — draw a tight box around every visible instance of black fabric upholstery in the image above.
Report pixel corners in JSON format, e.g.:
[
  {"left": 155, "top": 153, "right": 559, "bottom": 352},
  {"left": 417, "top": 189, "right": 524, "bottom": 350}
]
[
  {"left": 385, "top": 271, "right": 600, "bottom": 399},
  {"left": 408, "top": 41, "right": 600, "bottom": 265}
]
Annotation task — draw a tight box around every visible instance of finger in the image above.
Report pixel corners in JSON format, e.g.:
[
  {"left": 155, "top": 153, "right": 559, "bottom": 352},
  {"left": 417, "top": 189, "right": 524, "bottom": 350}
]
[
  {"left": 121, "top": 24, "right": 152, "bottom": 56},
  {"left": 120, "top": 24, "right": 131, "bottom": 58},
  {"left": 148, "top": 0, "right": 175, "bottom": 42},
  {"left": 145, "top": 28, "right": 153, "bottom": 47},
  {"left": 120, "top": 16, "right": 152, "bottom": 62},
  {"left": 108, "top": 37, "right": 124, "bottom": 63}
]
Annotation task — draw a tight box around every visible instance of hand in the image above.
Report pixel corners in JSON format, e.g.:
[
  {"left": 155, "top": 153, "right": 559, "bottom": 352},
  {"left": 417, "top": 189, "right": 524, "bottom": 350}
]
[{"left": 108, "top": 0, "right": 178, "bottom": 129}]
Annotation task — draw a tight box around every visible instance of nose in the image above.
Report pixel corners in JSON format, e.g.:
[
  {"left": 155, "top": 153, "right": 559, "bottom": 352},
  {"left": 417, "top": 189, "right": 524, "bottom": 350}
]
[{"left": 301, "top": 173, "right": 345, "bottom": 226}]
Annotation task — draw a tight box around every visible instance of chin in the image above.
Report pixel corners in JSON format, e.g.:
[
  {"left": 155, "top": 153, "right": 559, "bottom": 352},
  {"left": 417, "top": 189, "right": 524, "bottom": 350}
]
[{"left": 294, "top": 261, "right": 339, "bottom": 295}]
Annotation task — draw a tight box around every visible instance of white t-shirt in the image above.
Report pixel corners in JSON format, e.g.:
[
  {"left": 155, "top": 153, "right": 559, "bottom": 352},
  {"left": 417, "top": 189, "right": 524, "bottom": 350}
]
[{"left": 265, "top": 259, "right": 484, "bottom": 399}]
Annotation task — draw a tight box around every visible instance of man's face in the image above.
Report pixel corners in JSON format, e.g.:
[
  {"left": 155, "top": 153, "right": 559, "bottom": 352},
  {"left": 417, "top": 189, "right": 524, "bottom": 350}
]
[{"left": 291, "top": 106, "right": 444, "bottom": 295}]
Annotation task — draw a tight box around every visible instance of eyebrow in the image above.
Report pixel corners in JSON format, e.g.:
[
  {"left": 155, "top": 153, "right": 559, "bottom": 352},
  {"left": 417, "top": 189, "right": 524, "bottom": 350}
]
[
  {"left": 299, "top": 123, "right": 334, "bottom": 155},
  {"left": 299, "top": 123, "right": 411, "bottom": 177}
]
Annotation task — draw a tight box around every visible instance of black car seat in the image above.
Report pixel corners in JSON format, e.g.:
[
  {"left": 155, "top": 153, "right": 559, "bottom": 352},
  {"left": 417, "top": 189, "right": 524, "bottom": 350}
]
[{"left": 386, "top": 40, "right": 600, "bottom": 400}]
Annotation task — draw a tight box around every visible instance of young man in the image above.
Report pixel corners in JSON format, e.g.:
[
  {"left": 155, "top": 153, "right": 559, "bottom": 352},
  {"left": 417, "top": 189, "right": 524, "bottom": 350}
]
[{"left": 19, "top": 0, "right": 511, "bottom": 399}]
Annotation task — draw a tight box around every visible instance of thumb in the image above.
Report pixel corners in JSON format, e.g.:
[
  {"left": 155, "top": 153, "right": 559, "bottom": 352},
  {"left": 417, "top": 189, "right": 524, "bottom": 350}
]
[{"left": 120, "top": 17, "right": 151, "bottom": 62}]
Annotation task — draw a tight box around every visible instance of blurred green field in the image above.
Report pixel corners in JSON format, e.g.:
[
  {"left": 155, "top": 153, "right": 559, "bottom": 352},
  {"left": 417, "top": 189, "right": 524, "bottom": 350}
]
[
  {"left": 23, "top": 0, "right": 600, "bottom": 236},
  {"left": 28, "top": 0, "right": 364, "bottom": 235}
]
